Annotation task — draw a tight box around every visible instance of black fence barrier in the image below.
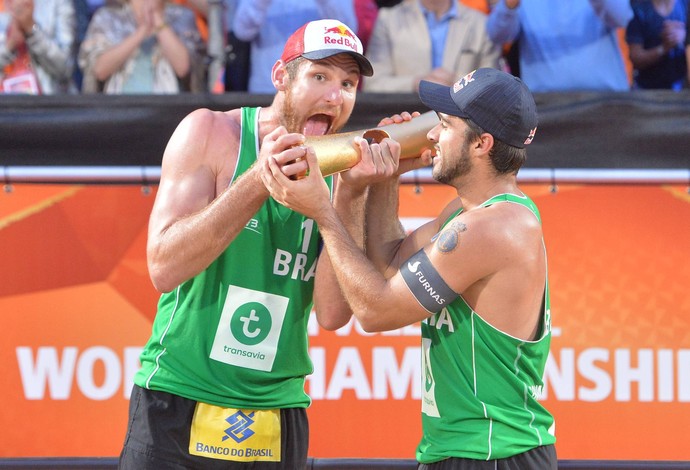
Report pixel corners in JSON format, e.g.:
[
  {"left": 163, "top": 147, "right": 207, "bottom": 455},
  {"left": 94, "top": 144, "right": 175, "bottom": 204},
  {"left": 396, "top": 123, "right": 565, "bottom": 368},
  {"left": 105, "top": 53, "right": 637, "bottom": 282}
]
[
  {"left": 1, "top": 91, "right": 689, "bottom": 170},
  {"left": 2, "top": 458, "right": 690, "bottom": 469}
]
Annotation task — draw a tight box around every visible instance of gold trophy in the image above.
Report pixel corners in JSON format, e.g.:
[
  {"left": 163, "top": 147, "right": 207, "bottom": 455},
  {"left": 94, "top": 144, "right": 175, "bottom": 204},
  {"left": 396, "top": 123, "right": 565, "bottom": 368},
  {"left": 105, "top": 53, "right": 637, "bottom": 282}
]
[{"left": 304, "top": 111, "right": 439, "bottom": 177}]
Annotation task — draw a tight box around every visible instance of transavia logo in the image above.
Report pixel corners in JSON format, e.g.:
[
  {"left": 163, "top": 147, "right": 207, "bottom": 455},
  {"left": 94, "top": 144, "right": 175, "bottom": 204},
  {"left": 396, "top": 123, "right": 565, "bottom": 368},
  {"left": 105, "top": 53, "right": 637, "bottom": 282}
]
[
  {"left": 407, "top": 261, "right": 420, "bottom": 273},
  {"left": 223, "top": 410, "right": 255, "bottom": 443},
  {"left": 424, "top": 361, "right": 434, "bottom": 392},
  {"left": 231, "top": 302, "right": 272, "bottom": 346}
]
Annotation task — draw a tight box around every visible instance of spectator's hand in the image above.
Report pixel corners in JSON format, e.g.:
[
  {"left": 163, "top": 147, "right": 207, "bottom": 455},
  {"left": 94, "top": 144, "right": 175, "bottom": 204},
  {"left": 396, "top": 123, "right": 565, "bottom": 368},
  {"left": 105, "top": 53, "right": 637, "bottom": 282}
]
[
  {"left": 8, "top": 0, "right": 35, "bottom": 36},
  {"left": 133, "top": 0, "right": 166, "bottom": 38},
  {"left": 132, "top": 0, "right": 155, "bottom": 37},
  {"left": 5, "top": 20, "right": 26, "bottom": 51},
  {"left": 147, "top": 0, "right": 167, "bottom": 31},
  {"left": 661, "top": 20, "right": 685, "bottom": 50}
]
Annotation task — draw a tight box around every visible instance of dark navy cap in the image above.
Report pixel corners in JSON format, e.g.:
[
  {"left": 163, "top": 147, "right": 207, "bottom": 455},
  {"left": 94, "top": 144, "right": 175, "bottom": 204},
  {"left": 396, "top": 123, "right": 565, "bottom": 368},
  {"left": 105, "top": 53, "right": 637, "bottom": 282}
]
[{"left": 418, "top": 68, "right": 538, "bottom": 148}]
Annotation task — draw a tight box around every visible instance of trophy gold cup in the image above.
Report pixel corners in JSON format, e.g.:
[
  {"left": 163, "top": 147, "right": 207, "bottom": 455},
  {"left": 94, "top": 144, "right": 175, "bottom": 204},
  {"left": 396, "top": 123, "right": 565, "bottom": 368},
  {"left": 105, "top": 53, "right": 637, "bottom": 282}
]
[{"left": 304, "top": 111, "right": 439, "bottom": 177}]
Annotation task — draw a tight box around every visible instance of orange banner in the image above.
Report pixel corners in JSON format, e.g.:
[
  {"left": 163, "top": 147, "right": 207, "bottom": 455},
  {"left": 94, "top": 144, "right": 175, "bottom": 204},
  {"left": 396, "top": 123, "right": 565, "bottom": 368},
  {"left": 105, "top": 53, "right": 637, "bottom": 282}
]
[{"left": 1, "top": 182, "right": 689, "bottom": 460}]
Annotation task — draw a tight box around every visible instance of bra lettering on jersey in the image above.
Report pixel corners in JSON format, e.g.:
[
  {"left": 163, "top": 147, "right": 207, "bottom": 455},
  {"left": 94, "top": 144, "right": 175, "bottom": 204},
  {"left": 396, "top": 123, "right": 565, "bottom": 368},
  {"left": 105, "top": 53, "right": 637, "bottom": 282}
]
[
  {"left": 427, "top": 309, "right": 455, "bottom": 333},
  {"left": 273, "top": 249, "right": 317, "bottom": 282},
  {"left": 529, "top": 384, "right": 545, "bottom": 400}
]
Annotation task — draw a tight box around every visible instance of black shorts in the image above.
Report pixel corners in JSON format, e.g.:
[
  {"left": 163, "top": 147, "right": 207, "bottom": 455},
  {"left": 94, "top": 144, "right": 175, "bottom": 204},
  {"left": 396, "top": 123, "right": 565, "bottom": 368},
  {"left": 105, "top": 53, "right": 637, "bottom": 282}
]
[
  {"left": 119, "top": 385, "right": 309, "bottom": 470},
  {"left": 418, "top": 445, "right": 558, "bottom": 470}
]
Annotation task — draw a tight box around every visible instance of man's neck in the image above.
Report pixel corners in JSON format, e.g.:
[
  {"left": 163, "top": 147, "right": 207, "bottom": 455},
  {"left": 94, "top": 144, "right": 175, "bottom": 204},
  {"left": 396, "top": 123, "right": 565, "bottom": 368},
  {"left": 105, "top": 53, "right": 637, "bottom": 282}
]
[
  {"left": 454, "top": 174, "right": 519, "bottom": 210},
  {"left": 257, "top": 102, "right": 284, "bottom": 142},
  {"left": 653, "top": 0, "right": 675, "bottom": 15},
  {"left": 419, "top": 0, "right": 453, "bottom": 17}
]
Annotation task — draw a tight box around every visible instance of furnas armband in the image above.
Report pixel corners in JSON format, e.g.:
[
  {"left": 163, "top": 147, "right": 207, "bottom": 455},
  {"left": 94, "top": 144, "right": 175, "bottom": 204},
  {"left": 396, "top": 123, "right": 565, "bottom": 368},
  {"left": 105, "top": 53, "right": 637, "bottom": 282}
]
[{"left": 400, "top": 249, "right": 458, "bottom": 313}]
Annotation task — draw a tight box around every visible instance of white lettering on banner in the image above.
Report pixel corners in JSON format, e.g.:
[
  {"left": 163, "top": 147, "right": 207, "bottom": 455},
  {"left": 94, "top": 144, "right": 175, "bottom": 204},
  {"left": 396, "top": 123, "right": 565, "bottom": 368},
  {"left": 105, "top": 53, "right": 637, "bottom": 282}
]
[
  {"left": 16, "top": 346, "right": 142, "bottom": 400},
  {"left": 14, "top": 345, "right": 690, "bottom": 403},
  {"left": 307, "top": 346, "right": 421, "bottom": 400},
  {"left": 615, "top": 349, "right": 654, "bottom": 401},
  {"left": 544, "top": 348, "right": 690, "bottom": 402},
  {"left": 306, "top": 314, "right": 421, "bottom": 337},
  {"left": 372, "top": 347, "right": 421, "bottom": 399},
  {"left": 123, "top": 347, "right": 143, "bottom": 398},
  {"left": 328, "top": 347, "right": 370, "bottom": 399},
  {"left": 16, "top": 347, "right": 77, "bottom": 399},
  {"left": 77, "top": 347, "right": 121, "bottom": 400},
  {"left": 658, "top": 349, "right": 674, "bottom": 402},
  {"left": 308, "top": 347, "right": 326, "bottom": 397},
  {"left": 680, "top": 350, "right": 690, "bottom": 401}
]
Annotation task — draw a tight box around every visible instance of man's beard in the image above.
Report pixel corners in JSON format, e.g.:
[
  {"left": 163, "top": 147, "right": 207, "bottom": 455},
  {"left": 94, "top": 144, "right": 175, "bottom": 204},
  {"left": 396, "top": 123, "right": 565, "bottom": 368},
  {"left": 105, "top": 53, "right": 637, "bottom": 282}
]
[
  {"left": 280, "top": 87, "right": 302, "bottom": 134},
  {"left": 280, "top": 85, "right": 344, "bottom": 135},
  {"left": 433, "top": 138, "right": 472, "bottom": 185}
]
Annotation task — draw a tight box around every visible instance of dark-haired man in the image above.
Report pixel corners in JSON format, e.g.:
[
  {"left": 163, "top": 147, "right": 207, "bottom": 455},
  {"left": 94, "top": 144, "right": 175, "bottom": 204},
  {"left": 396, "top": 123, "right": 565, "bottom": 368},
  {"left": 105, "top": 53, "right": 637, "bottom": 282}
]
[{"left": 262, "top": 67, "right": 557, "bottom": 469}]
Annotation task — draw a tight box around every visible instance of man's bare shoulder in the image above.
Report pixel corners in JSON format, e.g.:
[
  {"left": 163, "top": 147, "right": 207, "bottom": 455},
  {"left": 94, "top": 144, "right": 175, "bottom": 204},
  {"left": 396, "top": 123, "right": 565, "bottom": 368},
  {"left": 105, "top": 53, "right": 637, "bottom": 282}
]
[
  {"left": 159, "top": 108, "right": 246, "bottom": 191},
  {"left": 182, "top": 108, "right": 242, "bottom": 140},
  {"left": 165, "top": 108, "right": 242, "bottom": 162},
  {"left": 461, "top": 200, "right": 542, "bottom": 250}
]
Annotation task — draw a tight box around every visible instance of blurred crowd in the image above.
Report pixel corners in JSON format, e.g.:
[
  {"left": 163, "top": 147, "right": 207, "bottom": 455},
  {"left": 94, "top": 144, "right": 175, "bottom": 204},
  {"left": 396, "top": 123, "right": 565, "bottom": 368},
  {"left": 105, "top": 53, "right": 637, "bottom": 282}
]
[{"left": 1, "top": 0, "right": 687, "bottom": 95}]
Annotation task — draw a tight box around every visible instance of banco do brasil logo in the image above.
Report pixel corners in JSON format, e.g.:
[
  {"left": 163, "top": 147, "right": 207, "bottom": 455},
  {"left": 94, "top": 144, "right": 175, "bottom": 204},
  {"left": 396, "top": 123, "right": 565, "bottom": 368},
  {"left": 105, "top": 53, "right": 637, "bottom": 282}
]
[
  {"left": 223, "top": 410, "right": 255, "bottom": 443},
  {"left": 230, "top": 302, "right": 272, "bottom": 345}
]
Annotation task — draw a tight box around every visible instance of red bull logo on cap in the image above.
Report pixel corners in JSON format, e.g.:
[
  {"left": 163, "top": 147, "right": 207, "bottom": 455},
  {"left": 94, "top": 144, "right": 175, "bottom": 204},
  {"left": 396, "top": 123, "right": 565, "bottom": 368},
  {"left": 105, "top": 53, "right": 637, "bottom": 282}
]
[
  {"left": 524, "top": 127, "right": 537, "bottom": 145},
  {"left": 322, "top": 24, "right": 359, "bottom": 52},
  {"left": 453, "top": 70, "right": 476, "bottom": 94}
]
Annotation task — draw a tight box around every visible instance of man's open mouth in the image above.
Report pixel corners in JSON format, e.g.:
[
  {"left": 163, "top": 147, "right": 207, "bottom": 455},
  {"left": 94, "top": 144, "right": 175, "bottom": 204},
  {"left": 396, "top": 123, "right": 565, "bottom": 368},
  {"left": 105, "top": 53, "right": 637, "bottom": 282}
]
[{"left": 303, "top": 114, "right": 333, "bottom": 136}]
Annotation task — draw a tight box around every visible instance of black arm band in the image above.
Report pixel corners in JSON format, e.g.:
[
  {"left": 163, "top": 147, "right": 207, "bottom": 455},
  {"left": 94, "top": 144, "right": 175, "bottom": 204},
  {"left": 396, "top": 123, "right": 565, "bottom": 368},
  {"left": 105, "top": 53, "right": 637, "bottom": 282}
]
[{"left": 400, "top": 249, "right": 458, "bottom": 313}]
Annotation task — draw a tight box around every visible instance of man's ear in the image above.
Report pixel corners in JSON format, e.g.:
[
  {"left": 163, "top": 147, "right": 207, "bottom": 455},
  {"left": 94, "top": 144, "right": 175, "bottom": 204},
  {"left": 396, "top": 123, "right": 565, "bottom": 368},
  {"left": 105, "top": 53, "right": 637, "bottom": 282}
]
[
  {"left": 477, "top": 133, "right": 494, "bottom": 153},
  {"left": 272, "top": 61, "right": 289, "bottom": 91}
]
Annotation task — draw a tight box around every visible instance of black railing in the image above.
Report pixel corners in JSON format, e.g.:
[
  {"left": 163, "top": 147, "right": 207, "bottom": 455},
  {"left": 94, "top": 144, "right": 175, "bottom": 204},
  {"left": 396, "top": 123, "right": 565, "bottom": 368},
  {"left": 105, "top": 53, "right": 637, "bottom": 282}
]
[
  {"left": 1, "top": 458, "right": 690, "bottom": 469},
  {"left": 2, "top": 91, "right": 689, "bottom": 171}
]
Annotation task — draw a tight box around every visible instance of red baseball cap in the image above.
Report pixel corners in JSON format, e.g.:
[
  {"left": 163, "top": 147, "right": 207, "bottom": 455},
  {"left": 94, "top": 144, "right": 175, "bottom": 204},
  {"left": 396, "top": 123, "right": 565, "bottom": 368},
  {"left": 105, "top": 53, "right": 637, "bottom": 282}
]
[{"left": 281, "top": 19, "right": 374, "bottom": 77}]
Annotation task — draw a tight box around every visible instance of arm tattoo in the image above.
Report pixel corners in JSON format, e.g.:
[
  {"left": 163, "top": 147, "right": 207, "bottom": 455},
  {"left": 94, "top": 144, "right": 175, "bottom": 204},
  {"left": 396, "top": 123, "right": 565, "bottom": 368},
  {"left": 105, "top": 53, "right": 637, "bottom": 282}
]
[{"left": 435, "top": 221, "right": 467, "bottom": 253}]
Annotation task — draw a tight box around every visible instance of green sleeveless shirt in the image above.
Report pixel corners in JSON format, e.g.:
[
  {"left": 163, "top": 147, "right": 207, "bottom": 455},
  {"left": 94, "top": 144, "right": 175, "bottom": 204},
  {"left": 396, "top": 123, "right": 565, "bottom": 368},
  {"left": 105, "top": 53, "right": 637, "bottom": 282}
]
[
  {"left": 417, "top": 193, "right": 556, "bottom": 463},
  {"left": 135, "top": 107, "right": 332, "bottom": 409}
]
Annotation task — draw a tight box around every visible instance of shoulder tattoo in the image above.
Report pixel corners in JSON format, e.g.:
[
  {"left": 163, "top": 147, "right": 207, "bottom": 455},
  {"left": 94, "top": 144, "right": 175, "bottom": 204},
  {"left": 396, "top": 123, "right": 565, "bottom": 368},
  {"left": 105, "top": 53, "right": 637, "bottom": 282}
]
[{"left": 436, "top": 221, "right": 467, "bottom": 253}]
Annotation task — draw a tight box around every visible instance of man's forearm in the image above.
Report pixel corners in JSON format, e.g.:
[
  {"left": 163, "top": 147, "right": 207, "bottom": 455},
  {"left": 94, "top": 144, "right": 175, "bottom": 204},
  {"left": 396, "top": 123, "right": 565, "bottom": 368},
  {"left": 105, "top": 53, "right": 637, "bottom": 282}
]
[
  {"left": 365, "top": 179, "right": 406, "bottom": 277},
  {"left": 312, "top": 178, "right": 367, "bottom": 330},
  {"left": 316, "top": 206, "right": 391, "bottom": 325}
]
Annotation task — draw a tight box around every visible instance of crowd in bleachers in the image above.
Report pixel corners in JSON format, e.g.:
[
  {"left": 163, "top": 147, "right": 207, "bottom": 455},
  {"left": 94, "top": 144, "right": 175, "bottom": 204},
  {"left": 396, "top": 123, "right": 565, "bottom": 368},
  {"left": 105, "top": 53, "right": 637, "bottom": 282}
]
[{"left": 1, "top": 0, "right": 687, "bottom": 95}]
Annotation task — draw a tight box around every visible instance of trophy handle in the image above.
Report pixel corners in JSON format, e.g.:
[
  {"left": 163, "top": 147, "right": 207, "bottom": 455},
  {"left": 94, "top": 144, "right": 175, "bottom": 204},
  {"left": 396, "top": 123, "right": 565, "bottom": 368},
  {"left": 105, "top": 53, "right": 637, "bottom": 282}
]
[{"left": 305, "top": 111, "right": 439, "bottom": 177}]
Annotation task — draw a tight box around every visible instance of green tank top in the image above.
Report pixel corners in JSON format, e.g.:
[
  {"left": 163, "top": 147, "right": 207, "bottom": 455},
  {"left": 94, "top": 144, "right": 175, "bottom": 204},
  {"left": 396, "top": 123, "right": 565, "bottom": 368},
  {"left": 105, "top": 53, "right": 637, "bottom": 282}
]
[
  {"left": 135, "top": 107, "right": 332, "bottom": 409},
  {"left": 417, "top": 193, "right": 555, "bottom": 463}
]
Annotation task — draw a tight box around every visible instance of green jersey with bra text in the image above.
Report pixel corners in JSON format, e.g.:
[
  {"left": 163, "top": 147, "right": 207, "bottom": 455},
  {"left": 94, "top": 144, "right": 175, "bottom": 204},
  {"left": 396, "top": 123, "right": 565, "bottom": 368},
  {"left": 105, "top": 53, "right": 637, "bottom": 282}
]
[
  {"left": 417, "top": 193, "right": 556, "bottom": 463},
  {"left": 134, "top": 107, "right": 332, "bottom": 409}
]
